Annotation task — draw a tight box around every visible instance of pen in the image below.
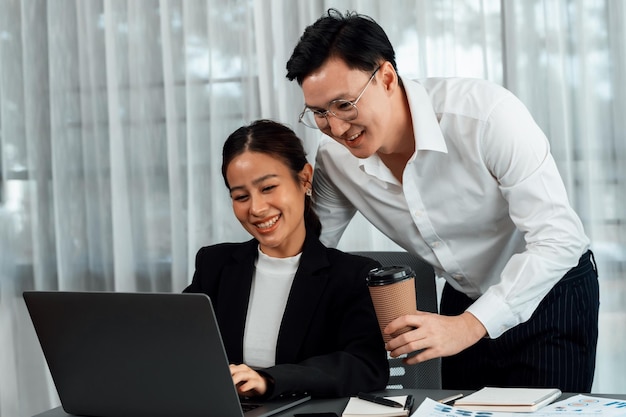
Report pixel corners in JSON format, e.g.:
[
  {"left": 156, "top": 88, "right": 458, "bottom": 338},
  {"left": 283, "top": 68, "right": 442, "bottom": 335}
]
[
  {"left": 438, "top": 393, "right": 464, "bottom": 405},
  {"left": 357, "top": 392, "right": 404, "bottom": 408},
  {"left": 404, "top": 394, "right": 415, "bottom": 413}
]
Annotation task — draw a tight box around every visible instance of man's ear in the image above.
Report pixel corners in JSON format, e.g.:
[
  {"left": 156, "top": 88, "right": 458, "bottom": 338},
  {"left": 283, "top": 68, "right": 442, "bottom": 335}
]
[{"left": 380, "top": 60, "right": 398, "bottom": 94}]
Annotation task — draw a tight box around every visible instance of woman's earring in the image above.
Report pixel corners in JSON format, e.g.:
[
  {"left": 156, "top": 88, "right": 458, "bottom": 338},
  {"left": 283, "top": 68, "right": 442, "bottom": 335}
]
[{"left": 306, "top": 188, "right": 312, "bottom": 197}]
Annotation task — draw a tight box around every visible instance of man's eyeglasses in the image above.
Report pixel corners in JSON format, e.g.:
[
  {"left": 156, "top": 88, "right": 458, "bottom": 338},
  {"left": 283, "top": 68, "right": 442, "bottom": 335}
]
[{"left": 298, "top": 66, "right": 381, "bottom": 130}]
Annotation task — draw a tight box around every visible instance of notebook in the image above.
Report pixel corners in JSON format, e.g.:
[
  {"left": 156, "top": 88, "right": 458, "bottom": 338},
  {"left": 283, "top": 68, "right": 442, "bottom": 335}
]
[
  {"left": 453, "top": 387, "right": 562, "bottom": 412},
  {"left": 23, "top": 291, "right": 310, "bottom": 417}
]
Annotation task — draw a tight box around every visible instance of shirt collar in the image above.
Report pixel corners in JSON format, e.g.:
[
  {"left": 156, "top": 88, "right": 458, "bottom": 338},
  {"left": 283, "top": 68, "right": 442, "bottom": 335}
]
[
  {"left": 359, "top": 76, "right": 447, "bottom": 175},
  {"left": 402, "top": 75, "right": 448, "bottom": 154}
]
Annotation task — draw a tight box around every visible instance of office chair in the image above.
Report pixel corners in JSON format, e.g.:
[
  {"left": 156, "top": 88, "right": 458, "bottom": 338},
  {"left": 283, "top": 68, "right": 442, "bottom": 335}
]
[{"left": 351, "top": 251, "right": 442, "bottom": 389}]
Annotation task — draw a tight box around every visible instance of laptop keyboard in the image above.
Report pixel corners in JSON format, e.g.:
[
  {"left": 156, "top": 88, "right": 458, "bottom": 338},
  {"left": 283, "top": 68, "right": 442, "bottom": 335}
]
[{"left": 240, "top": 401, "right": 262, "bottom": 412}]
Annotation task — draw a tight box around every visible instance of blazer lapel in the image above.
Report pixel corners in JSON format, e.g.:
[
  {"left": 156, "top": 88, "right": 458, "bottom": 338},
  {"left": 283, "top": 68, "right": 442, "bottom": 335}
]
[
  {"left": 215, "top": 239, "right": 258, "bottom": 363},
  {"left": 275, "top": 233, "right": 330, "bottom": 364}
]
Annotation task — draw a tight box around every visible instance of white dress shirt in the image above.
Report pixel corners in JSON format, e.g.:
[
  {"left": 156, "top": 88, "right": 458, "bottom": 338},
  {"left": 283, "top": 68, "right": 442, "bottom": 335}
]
[{"left": 312, "top": 76, "right": 589, "bottom": 338}]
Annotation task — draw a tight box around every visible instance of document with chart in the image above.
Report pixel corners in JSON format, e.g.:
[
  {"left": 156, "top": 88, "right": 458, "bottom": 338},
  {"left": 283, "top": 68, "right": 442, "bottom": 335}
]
[{"left": 413, "top": 395, "right": 626, "bottom": 417}]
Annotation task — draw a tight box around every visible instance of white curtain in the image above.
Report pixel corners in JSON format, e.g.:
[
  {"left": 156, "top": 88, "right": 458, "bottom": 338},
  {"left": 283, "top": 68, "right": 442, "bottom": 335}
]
[{"left": 0, "top": 1, "right": 624, "bottom": 415}]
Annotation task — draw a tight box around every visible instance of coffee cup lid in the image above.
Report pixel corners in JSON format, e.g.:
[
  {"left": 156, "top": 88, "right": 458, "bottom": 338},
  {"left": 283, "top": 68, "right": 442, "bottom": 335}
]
[{"left": 366, "top": 265, "right": 415, "bottom": 286}]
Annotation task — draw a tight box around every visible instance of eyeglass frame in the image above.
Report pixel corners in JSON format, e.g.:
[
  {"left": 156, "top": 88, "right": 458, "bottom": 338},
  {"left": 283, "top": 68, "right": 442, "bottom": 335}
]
[{"left": 298, "top": 65, "right": 382, "bottom": 129}]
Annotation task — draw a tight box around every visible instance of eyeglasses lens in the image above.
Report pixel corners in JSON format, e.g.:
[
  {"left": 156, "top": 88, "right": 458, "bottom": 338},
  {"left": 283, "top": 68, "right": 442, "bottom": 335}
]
[{"left": 300, "top": 101, "right": 358, "bottom": 129}]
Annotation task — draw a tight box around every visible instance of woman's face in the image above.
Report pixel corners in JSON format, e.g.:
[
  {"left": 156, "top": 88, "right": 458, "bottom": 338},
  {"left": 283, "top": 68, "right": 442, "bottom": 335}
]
[{"left": 226, "top": 150, "right": 312, "bottom": 258}]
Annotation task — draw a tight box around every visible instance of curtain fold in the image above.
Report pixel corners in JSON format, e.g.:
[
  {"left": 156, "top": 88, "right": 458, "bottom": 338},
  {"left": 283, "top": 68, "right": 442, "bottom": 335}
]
[{"left": 1, "top": 1, "right": 624, "bottom": 415}]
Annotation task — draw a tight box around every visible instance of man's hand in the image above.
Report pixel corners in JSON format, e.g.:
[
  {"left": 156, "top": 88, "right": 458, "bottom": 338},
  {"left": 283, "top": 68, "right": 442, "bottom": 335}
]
[
  {"left": 229, "top": 364, "right": 268, "bottom": 397},
  {"left": 384, "top": 311, "right": 487, "bottom": 364}
]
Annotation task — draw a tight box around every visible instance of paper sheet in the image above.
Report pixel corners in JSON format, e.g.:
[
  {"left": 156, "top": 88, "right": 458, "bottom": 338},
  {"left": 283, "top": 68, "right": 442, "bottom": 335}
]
[{"left": 412, "top": 395, "right": 626, "bottom": 417}]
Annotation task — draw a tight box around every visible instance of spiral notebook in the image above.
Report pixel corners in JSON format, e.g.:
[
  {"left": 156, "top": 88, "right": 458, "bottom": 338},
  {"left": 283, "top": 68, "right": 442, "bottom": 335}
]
[{"left": 342, "top": 395, "right": 410, "bottom": 417}]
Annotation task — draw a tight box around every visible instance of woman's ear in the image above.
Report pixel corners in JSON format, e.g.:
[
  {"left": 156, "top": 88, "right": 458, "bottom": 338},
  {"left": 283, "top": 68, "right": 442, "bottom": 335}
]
[{"left": 300, "top": 163, "right": 313, "bottom": 189}]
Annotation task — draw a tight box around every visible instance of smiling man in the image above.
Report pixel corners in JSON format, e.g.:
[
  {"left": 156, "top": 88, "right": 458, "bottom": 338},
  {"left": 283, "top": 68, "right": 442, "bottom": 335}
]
[{"left": 286, "top": 9, "right": 599, "bottom": 393}]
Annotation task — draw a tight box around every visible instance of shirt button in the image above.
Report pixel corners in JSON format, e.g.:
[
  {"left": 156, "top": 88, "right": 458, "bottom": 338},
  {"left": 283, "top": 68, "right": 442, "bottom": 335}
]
[
  {"left": 452, "top": 274, "right": 463, "bottom": 281},
  {"left": 430, "top": 241, "right": 440, "bottom": 248},
  {"left": 414, "top": 210, "right": 423, "bottom": 217}
]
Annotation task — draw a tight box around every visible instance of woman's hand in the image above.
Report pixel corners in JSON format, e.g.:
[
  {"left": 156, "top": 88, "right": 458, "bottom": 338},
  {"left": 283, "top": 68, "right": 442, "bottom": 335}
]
[{"left": 229, "top": 364, "right": 268, "bottom": 397}]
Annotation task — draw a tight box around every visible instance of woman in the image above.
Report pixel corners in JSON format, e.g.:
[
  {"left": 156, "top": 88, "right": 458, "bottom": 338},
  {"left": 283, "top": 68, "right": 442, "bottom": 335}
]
[{"left": 184, "top": 119, "right": 389, "bottom": 400}]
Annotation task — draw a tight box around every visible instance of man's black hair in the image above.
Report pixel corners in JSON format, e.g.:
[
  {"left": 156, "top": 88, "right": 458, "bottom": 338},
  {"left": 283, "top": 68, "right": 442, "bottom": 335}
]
[{"left": 286, "top": 8, "right": 397, "bottom": 85}]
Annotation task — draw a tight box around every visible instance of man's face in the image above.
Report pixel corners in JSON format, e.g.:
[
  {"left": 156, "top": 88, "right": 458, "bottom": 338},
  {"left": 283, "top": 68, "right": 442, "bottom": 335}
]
[{"left": 301, "top": 58, "right": 391, "bottom": 159}]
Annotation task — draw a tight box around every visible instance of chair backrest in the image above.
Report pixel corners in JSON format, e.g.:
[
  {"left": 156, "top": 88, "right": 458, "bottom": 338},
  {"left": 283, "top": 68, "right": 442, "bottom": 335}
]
[{"left": 351, "top": 251, "right": 442, "bottom": 389}]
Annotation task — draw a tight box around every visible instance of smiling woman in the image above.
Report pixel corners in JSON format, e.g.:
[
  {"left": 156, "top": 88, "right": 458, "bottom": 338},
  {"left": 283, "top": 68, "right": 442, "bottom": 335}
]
[
  {"left": 226, "top": 150, "right": 311, "bottom": 258},
  {"left": 222, "top": 124, "right": 313, "bottom": 258},
  {"left": 182, "top": 119, "right": 389, "bottom": 400}
]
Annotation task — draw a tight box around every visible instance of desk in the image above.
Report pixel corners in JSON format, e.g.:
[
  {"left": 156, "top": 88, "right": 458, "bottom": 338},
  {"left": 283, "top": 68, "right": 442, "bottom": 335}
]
[{"left": 33, "top": 389, "right": 626, "bottom": 416}]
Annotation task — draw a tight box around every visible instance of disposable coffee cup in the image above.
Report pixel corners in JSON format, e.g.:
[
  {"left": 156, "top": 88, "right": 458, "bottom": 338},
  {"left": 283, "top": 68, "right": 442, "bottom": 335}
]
[{"left": 366, "top": 265, "right": 417, "bottom": 343}]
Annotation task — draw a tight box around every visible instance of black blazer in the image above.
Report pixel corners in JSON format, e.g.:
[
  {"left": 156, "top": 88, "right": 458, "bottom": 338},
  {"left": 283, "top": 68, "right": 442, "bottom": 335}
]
[{"left": 183, "top": 231, "right": 389, "bottom": 399}]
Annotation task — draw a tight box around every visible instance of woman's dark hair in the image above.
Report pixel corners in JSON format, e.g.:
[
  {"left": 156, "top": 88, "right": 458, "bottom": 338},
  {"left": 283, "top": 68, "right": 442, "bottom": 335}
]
[
  {"left": 222, "top": 119, "right": 322, "bottom": 237},
  {"left": 286, "top": 8, "right": 397, "bottom": 85}
]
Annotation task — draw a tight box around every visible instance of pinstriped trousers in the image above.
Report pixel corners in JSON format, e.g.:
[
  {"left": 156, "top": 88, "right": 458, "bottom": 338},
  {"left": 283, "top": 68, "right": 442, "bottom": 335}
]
[{"left": 440, "top": 250, "right": 599, "bottom": 393}]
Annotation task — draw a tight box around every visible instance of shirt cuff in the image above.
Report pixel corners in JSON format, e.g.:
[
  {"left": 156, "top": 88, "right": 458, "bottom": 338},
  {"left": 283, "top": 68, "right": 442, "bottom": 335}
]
[{"left": 466, "top": 290, "right": 519, "bottom": 339}]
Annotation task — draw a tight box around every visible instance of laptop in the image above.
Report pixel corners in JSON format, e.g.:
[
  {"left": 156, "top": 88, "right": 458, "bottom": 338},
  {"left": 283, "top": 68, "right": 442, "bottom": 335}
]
[{"left": 23, "top": 291, "right": 310, "bottom": 417}]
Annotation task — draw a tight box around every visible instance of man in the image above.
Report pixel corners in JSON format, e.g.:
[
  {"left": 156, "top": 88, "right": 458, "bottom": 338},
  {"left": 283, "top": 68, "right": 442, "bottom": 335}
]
[{"left": 286, "top": 9, "right": 599, "bottom": 392}]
